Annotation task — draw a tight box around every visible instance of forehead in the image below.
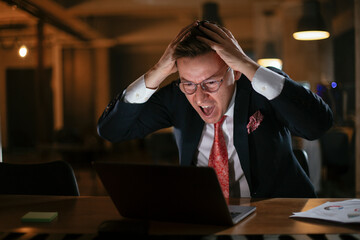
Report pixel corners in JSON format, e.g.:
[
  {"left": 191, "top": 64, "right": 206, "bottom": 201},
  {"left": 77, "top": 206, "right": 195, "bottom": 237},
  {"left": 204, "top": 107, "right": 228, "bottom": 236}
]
[{"left": 177, "top": 52, "right": 226, "bottom": 82}]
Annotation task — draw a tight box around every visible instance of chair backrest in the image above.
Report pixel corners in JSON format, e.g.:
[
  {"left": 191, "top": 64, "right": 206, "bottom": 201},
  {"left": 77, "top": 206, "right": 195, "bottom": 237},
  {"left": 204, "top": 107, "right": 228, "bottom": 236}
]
[
  {"left": 293, "top": 149, "right": 310, "bottom": 177},
  {"left": 320, "top": 129, "right": 349, "bottom": 167},
  {"left": 0, "top": 160, "right": 80, "bottom": 196}
]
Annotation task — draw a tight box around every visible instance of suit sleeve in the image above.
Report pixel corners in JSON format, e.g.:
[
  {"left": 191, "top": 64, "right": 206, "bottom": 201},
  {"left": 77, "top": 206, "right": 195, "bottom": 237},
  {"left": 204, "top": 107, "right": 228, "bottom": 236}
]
[
  {"left": 97, "top": 83, "right": 177, "bottom": 143},
  {"left": 268, "top": 67, "right": 333, "bottom": 140}
]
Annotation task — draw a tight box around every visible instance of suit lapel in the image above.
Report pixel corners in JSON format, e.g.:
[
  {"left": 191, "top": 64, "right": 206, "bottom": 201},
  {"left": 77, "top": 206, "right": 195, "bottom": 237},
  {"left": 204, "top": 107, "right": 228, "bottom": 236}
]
[{"left": 233, "top": 79, "right": 252, "bottom": 189}]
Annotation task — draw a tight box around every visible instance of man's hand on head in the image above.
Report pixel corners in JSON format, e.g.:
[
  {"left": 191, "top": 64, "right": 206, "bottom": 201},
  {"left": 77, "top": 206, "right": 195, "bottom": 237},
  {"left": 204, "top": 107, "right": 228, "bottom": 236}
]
[
  {"left": 144, "top": 21, "right": 200, "bottom": 89},
  {"left": 196, "top": 21, "right": 260, "bottom": 81}
]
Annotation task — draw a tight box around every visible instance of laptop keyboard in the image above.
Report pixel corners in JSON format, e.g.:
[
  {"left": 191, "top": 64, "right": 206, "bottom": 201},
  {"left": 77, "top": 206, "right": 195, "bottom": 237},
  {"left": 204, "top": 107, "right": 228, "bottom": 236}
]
[
  {"left": 230, "top": 212, "right": 242, "bottom": 219},
  {"left": 228, "top": 205, "right": 245, "bottom": 219}
]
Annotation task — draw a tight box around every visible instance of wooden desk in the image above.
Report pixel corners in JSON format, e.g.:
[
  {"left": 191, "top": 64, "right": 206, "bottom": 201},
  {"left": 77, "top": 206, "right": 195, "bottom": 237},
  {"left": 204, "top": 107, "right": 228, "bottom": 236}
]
[{"left": 0, "top": 195, "right": 359, "bottom": 237}]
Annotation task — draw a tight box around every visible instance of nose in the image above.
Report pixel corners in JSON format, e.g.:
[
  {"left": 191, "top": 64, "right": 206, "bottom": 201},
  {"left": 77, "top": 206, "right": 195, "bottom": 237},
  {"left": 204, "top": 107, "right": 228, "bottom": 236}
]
[{"left": 194, "top": 86, "right": 209, "bottom": 105}]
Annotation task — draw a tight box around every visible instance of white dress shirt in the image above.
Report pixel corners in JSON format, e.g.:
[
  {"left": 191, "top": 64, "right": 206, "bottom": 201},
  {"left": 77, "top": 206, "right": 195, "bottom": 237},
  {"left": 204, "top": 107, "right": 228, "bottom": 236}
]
[
  {"left": 124, "top": 66, "right": 285, "bottom": 197},
  {"left": 196, "top": 87, "right": 251, "bottom": 197}
]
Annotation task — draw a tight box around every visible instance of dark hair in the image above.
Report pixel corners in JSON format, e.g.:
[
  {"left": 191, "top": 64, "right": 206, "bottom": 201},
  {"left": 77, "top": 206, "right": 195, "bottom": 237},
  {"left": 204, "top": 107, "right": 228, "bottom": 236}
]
[{"left": 173, "top": 21, "right": 215, "bottom": 59}]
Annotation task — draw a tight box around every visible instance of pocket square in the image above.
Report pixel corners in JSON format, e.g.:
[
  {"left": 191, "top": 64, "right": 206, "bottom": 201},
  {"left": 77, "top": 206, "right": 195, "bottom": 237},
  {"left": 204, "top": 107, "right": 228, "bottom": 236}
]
[{"left": 247, "top": 110, "right": 264, "bottom": 134}]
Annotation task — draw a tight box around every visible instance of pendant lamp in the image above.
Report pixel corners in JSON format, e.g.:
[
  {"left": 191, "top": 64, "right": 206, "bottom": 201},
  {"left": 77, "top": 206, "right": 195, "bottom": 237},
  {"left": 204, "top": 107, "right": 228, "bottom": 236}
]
[
  {"left": 202, "top": 2, "right": 223, "bottom": 25},
  {"left": 257, "top": 10, "right": 283, "bottom": 69},
  {"left": 257, "top": 42, "right": 283, "bottom": 69},
  {"left": 293, "top": 0, "right": 330, "bottom": 41}
]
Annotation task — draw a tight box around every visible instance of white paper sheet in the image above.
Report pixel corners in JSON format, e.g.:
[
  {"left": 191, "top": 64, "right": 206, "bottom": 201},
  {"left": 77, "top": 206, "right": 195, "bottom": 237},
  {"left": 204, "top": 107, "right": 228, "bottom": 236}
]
[{"left": 290, "top": 199, "right": 360, "bottom": 223}]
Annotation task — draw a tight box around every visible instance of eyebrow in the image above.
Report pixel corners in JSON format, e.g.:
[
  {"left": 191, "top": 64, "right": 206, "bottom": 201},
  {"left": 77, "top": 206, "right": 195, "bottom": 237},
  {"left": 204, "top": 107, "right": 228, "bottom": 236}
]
[{"left": 180, "top": 66, "right": 228, "bottom": 83}]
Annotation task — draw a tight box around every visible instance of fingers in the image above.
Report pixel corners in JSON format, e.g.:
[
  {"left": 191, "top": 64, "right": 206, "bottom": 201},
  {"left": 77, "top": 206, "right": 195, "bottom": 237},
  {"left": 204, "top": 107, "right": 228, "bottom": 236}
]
[
  {"left": 196, "top": 22, "right": 228, "bottom": 50},
  {"left": 196, "top": 35, "right": 218, "bottom": 50},
  {"left": 172, "top": 20, "right": 199, "bottom": 46},
  {"left": 198, "top": 26, "right": 222, "bottom": 44},
  {"left": 198, "top": 22, "right": 238, "bottom": 47},
  {"left": 222, "top": 27, "right": 235, "bottom": 39},
  {"left": 156, "top": 20, "right": 199, "bottom": 78},
  {"left": 199, "top": 21, "right": 230, "bottom": 40}
]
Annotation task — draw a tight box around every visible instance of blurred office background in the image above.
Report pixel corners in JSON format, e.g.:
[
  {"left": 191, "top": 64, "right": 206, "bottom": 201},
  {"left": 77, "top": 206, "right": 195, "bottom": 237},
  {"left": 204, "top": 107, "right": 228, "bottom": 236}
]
[{"left": 0, "top": 0, "right": 359, "bottom": 197}]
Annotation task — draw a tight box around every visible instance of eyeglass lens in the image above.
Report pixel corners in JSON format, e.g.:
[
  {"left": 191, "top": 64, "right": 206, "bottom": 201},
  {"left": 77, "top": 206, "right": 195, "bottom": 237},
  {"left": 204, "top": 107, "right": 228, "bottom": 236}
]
[
  {"left": 182, "top": 80, "right": 222, "bottom": 94},
  {"left": 179, "top": 67, "right": 230, "bottom": 95}
]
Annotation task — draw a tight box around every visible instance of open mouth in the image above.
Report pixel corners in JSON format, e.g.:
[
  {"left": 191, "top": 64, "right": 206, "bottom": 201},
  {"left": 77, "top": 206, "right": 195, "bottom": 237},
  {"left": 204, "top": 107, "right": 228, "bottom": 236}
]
[{"left": 200, "top": 105, "right": 214, "bottom": 116}]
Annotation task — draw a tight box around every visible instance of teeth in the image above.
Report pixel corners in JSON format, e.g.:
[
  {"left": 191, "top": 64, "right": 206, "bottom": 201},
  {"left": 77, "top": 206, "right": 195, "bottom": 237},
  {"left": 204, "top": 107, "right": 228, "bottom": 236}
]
[{"left": 201, "top": 106, "right": 210, "bottom": 108}]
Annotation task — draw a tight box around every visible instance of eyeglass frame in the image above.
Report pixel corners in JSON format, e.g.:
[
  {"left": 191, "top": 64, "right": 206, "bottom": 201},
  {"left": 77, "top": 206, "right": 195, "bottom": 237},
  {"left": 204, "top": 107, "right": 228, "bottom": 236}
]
[{"left": 177, "top": 67, "right": 231, "bottom": 95}]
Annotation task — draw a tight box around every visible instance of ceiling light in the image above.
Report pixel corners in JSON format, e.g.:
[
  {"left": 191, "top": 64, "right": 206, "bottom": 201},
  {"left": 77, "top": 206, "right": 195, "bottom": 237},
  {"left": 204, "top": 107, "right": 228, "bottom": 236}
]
[
  {"left": 258, "top": 58, "right": 283, "bottom": 70},
  {"left": 257, "top": 40, "right": 283, "bottom": 69},
  {"left": 293, "top": 0, "right": 330, "bottom": 41},
  {"left": 293, "top": 31, "right": 330, "bottom": 41},
  {"left": 257, "top": 10, "right": 283, "bottom": 69}
]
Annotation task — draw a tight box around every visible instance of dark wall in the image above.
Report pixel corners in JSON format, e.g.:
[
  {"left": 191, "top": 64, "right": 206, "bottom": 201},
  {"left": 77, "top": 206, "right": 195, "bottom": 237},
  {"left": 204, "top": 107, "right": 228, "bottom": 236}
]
[
  {"left": 6, "top": 68, "right": 53, "bottom": 149},
  {"left": 109, "top": 44, "right": 175, "bottom": 98},
  {"left": 333, "top": 29, "right": 355, "bottom": 123},
  {"left": 62, "top": 48, "right": 97, "bottom": 141}
]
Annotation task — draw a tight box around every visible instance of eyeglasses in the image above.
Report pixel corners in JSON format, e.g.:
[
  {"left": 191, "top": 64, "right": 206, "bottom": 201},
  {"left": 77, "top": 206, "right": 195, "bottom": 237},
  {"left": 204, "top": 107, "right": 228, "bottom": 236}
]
[{"left": 177, "top": 67, "right": 231, "bottom": 95}]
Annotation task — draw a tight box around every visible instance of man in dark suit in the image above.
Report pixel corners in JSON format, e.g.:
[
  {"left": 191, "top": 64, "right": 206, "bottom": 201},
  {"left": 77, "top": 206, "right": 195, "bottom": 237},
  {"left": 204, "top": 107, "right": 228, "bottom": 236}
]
[{"left": 97, "top": 21, "right": 333, "bottom": 198}]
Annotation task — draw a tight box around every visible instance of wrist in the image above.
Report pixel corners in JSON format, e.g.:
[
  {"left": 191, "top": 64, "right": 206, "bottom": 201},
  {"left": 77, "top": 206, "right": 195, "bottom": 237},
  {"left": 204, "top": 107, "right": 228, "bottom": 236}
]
[
  {"left": 144, "top": 66, "right": 168, "bottom": 89},
  {"left": 237, "top": 56, "right": 260, "bottom": 81}
]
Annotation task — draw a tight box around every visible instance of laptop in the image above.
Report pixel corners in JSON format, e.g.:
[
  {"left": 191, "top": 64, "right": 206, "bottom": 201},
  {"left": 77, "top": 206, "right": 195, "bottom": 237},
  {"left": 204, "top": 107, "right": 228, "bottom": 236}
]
[{"left": 93, "top": 162, "right": 256, "bottom": 226}]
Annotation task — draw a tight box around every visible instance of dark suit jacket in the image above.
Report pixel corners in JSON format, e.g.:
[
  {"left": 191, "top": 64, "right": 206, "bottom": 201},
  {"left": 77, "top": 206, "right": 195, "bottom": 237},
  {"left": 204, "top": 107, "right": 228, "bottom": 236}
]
[{"left": 97, "top": 67, "right": 333, "bottom": 198}]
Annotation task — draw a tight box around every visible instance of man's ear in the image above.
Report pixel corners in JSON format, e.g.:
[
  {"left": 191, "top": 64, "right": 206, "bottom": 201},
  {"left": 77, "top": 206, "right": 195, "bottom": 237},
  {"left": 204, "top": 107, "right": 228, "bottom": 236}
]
[{"left": 234, "top": 70, "right": 242, "bottom": 81}]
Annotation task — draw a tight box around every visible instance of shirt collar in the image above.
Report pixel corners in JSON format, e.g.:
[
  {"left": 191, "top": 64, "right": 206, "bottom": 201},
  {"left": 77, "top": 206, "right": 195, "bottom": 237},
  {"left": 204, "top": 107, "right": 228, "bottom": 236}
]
[{"left": 224, "top": 85, "right": 236, "bottom": 119}]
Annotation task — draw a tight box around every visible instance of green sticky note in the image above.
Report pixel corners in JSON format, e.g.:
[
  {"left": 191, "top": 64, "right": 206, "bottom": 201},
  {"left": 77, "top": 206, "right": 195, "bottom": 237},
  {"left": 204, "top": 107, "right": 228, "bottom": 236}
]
[{"left": 21, "top": 212, "right": 58, "bottom": 223}]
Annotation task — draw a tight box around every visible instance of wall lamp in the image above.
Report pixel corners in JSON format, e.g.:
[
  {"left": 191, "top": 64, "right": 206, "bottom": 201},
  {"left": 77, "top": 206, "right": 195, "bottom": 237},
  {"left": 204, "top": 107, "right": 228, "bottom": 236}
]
[{"left": 18, "top": 44, "right": 28, "bottom": 57}]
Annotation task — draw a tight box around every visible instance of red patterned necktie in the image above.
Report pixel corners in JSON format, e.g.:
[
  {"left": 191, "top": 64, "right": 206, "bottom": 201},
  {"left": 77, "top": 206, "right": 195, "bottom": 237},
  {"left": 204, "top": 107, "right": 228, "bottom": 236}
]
[{"left": 208, "top": 115, "right": 229, "bottom": 198}]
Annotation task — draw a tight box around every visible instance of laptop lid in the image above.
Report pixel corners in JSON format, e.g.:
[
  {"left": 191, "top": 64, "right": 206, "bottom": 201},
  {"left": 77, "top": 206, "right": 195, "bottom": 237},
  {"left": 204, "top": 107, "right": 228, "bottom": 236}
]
[{"left": 93, "top": 162, "right": 255, "bottom": 226}]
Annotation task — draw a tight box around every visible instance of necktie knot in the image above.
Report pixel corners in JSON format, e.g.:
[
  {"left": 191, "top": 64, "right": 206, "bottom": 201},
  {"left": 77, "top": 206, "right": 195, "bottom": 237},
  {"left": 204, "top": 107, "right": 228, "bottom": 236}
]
[
  {"left": 214, "top": 115, "right": 226, "bottom": 129},
  {"left": 214, "top": 115, "right": 226, "bottom": 139}
]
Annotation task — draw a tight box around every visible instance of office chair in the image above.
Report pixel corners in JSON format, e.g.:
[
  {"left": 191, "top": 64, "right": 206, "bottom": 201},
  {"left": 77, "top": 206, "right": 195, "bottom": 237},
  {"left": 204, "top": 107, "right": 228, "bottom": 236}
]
[
  {"left": 320, "top": 129, "right": 349, "bottom": 170},
  {"left": 293, "top": 149, "right": 310, "bottom": 177},
  {"left": 320, "top": 128, "right": 351, "bottom": 183},
  {"left": 0, "top": 160, "right": 80, "bottom": 196}
]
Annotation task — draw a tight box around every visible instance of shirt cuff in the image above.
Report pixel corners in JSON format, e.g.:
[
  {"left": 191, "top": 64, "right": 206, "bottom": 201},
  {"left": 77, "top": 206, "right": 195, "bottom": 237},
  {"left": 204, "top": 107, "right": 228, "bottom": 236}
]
[
  {"left": 251, "top": 66, "right": 285, "bottom": 100},
  {"left": 123, "top": 75, "right": 158, "bottom": 103}
]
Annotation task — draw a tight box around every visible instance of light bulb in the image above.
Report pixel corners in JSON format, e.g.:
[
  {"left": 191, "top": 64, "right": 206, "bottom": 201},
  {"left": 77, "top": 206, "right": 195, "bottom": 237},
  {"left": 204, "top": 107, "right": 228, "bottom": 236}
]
[
  {"left": 293, "top": 31, "right": 330, "bottom": 41},
  {"left": 257, "top": 58, "right": 283, "bottom": 70},
  {"left": 18, "top": 45, "right": 28, "bottom": 57}
]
